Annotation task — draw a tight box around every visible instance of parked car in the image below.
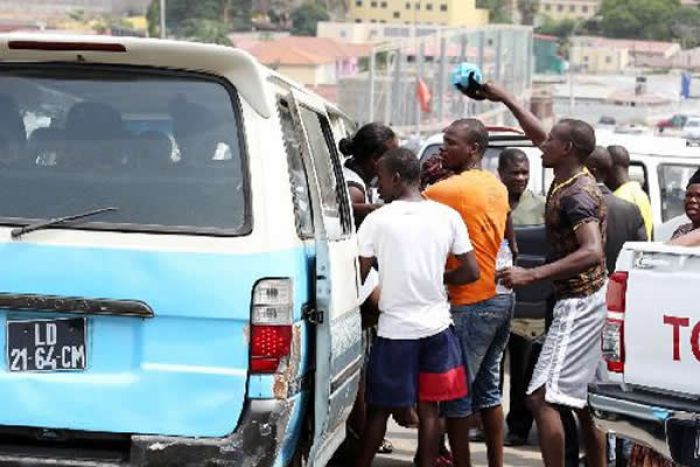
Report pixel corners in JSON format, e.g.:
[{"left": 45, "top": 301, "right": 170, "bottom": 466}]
[
  {"left": 683, "top": 116, "right": 700, "bottom": 146},
  {"left": 589, "top": 243, "right": 700, "bottom": 466},
  {"left": 657, "top": 113, "right": 690, "bottom": 132},
  {"left": 0, "top": 33, "right": 363, "bottom": 466}
]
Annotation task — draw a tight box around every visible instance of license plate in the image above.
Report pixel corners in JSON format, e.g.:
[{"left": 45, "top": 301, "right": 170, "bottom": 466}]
[{"left": 6, "top": 318, "right": 86, "bottom": 372}]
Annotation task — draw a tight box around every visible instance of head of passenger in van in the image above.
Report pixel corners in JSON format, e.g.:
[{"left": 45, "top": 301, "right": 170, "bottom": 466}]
[
  {"left": 376, "top": 147, "right": 421, "bottom": 203},
  {"left": 498, "top": 148, "right": 530, "bottom": 200},
  {"left": 585, "top": 146, "right": 613, "bottom": 187},
  {"left": 684, "top": 168, "right": 700, "bottom": 228},
  {"left": 339, "top": 123, "right": 397, "bottom": 188},
  {"left": 441, "top": 118, "right": 488, "bottom": 173},
  {"left": 539, "top": 119, "right": 595, "bottom": 170},
  {"left": 607, "top": 145, "right": 632, "bottom": 191}
]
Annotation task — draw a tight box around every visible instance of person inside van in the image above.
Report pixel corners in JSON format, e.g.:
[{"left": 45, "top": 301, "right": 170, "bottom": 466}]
[
  {"left": 669, "top": 167, "right": 700, "bottom": 245},
  {"left": 356, "top": 147, "right": 479, "bottom": 467},
  {"left": 607, "top": 145, "right": 653, "bottom": 240},
  {"left": 339, "top": 123, "right": 398, "bottom": 226}
]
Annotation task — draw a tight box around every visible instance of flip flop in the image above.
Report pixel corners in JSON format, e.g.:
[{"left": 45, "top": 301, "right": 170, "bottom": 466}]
[{"left": 377, "top": 438, "right": 394, "bottom": 454}]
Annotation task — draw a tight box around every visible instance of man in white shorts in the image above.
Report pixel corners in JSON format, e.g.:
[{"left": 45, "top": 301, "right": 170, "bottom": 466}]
[{"left": 477, "top": 83, "right": 608, "bottom": 467}]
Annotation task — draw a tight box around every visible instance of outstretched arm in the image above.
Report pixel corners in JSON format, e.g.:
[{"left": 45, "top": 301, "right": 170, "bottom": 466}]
[{"left": 474, "top": 82, "right": 548, "bottom": 146}]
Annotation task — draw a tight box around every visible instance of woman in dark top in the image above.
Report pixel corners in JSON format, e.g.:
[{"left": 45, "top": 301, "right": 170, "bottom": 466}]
[
  {"left": 671, "top": 168, "right": 700, "bottom": 240},
  {"left": 339, "top": 123, "right": 397, "bottom": 227}
]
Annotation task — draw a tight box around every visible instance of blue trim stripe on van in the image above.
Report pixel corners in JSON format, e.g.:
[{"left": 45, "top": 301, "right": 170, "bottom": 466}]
[{"left": 0, "top": 242, "right": 309, "bottom": 438}]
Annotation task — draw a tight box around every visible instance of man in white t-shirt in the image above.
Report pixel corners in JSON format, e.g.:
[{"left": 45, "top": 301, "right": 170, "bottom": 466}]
[{"left": 355, "top": 148, "right": 480, "bottom": 467}]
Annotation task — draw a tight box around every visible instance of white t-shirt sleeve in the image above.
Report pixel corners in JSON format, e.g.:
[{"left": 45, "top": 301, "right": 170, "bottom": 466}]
[
  {"left": 357, "top": 214, "right": 377, "bottom": 258},
  {"left": 449, "top": 210, "right": 473, "bottom": 255}
]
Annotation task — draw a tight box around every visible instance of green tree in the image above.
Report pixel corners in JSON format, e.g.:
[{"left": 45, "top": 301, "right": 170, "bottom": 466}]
[
  {"left": 291, "top": 3, "right": 330, "bottom": 36},
  {"left": 517, "top": 0, "right": 539, "bottom": 25},
  {"left": 181, "top": 19, "right": 233, "bottom": 45},
  {"left": 536, "top": 17, "right": 577, "bottom": 38},
  {"left": 668, "top": 5, "right": 700, "bottom": 48},
  {"left": 147, "top": 0, "right": 248, "bottom": 38},
  {"left": 599, "top": 0, "right": 679, "bottom": 40},
  {"left": 477, "top": 0, "right": 511, "bottom": 23}
]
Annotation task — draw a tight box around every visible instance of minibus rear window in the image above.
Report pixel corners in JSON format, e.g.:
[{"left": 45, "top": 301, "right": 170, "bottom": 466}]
[{"left": 0, "top": 64, "right": 249, "bottom": 235}]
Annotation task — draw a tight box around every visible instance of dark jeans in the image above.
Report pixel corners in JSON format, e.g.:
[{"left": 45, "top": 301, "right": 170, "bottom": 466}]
[{"left": 505, "top": 332, "right": 538, "bottom": 438}]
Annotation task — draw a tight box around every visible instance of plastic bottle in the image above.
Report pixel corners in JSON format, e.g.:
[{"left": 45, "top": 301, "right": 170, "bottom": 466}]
[
  {"left": 496, "top": 239, "right": 513, "bottom": 295},
  {"left": 450, "top": 62, "right": 485, "bottom": 100}
]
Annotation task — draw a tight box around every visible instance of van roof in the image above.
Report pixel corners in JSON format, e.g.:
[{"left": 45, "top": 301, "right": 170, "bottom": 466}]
[{"left": 0, "top": 33, "right": 311, "bottom": 119}]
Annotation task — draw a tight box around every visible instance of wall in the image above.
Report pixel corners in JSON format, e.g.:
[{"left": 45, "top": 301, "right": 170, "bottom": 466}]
[
  {"left": 348, "top": 0, "right": 488, "bottom": 27},
  {"left": 538, "top": 0, "right": 600, "bottom": 21},
  {"left": 571, "top": 45, "right": 630, "bottom": 73}
]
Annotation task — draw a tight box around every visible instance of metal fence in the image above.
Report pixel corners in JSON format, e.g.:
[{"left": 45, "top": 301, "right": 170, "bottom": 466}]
[{"left": 338, "top": 25, "right": 534, "bottom": 137}]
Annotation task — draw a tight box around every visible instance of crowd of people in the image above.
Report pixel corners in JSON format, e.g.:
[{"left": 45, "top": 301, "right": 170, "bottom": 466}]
[{"left": 337, "top": 82, "right": 700, "bottom": 467}]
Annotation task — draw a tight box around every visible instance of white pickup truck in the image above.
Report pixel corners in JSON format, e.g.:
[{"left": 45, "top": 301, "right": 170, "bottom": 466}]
[{"left": 589, "top": 242, "right": 700, "bottom": 466}]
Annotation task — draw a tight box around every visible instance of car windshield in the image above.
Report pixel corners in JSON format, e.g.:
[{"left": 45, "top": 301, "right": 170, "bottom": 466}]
[
  {"left": 687, "top": 120, "right": 700, "bottom": 128},
  {"left": 658, "top": 163, "right": 700, "bottom": 222},
  {"left": 0, "top": 65, "right": 247, "bottom": 234}
]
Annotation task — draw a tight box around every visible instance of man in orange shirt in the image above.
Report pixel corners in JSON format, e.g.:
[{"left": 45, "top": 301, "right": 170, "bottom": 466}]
[{"left": 424, "top": 119, "right": 512, "bottom": 467}]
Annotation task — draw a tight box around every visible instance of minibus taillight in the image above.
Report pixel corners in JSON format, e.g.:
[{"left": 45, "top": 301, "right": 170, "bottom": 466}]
[
  {"left": 603, "top": 272, "right": 628, "bottom": 373},
  {"left": 250, "top": 279, "right": 293, "bottom": 374}
]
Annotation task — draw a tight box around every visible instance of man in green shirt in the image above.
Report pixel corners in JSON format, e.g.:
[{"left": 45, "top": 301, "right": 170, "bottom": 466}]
[{"left": 499, "top": 148, "right": 545, "bottom": 226}]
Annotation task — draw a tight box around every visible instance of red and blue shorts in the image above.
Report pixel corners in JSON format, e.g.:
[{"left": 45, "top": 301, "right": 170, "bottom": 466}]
[{"left": 365, "top": 326, "right": 469, "bottom": 410}]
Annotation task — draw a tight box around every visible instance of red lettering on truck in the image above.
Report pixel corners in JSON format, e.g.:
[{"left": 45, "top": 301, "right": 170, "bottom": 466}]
[
  {"left": 663, "top": 315, "right": 690, "bottom": 361},
  {"left": 692, "top": 321, "right": 700, "bottom": 362}
]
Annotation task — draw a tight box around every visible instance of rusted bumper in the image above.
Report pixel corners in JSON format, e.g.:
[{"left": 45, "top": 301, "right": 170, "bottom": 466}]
[
  {"left": 0, "top": 399, "right": 293, "bottom": 467},
  {"left": 131, "top": 399, "right": 292, "bottom": 466}
]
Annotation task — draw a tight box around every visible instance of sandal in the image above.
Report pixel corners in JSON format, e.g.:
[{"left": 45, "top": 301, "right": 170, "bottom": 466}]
[{"left": 377, "top": 438, "right": 394, "bottom": 454}]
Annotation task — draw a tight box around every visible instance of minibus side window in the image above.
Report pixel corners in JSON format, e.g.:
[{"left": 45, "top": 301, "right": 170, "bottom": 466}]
[
  {"left": 278, "top": 100, "right": 314, "bottom": 238},
  {"left": 298, "top": 107, "right": 352, "bottom": 239}
]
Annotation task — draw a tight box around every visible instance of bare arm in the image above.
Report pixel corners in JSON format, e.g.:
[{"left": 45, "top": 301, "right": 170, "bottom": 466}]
[
  {"left": 669, "top": 228, "right": 700, "bottom": 247},
  {"left": 349, "top": 186, "right": 378, "bottom": 219},
  {"left": 359, "top": 256, "right": 374, "bottom": 283},
  {"left": 444, "top": 251, "right": 480, "bottom": 285},
  {"left": 476, "top": 82, "right": 548, "bottom": 146},
  {"left": 497, "top": 222, "right": 603, "bottom": 287}
]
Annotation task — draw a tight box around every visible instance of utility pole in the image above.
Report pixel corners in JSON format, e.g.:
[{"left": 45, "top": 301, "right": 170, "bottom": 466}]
[{"left": 160, "top": 0, "right": 166, "bottom": 39}]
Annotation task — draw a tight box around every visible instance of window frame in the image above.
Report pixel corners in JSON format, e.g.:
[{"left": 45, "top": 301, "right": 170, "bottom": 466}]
[
  {"left": 297, "top": 105, "right": 353, "bottom": 240},
  {"left": 658, "top": 163, "right": 699, "bottom": 223},
  {"left": 278, "top": 98, "right": 315, "bottom": 239},
  {"left": 0, "top": 62, "right": 252, "bottom": 237}
]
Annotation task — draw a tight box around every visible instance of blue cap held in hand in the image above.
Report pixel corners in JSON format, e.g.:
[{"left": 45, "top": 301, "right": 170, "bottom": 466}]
[{"left": 451, "top": 62, "right": 485, "bottom": 100}]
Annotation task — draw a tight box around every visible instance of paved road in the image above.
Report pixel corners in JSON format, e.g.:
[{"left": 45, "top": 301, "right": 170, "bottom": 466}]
[
  {"left": 372, "top": 420, "right": 542, "bottom": 467},
  {"left": 372, "top": 370, "right": 544, "bottom": 466}
]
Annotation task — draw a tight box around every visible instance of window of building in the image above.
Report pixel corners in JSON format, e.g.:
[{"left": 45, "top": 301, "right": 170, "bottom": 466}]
[
  {"left": 355, "top": 0, "right": 362, "bottom": 6},
  {"left": 570, "top": 5, "right": 575, "bottom": 12},
  {"left": 544, "top": 4, "right": 550, "bottom": 11},
  {"left": 355, "top": 18, "right": 362, "bottom": 22},
  {"left": 605, "top": 56, "right": 612, "bottom": 64},
  {"left": 582, "top": 5, "right": 588, "bottom": 13},
  {"left": 393, "top": 11, "right": 400, "bottom": 18},
  {"left": 426, "top": 3, "right": 433, "bottom": 10},
  {"left": 406, "top": 1, "right": 411, "bottom": 8},
  {"left": 415, "top": 2, "right": 420, "bottom": 9},
  {"left": 380, "top": 1, "right": 387, "bottom": 7},
  {"left": 557, "top": 4, "right": 563, "bottom": 11},
  {"left": 440, "top": 4, "right": 447, "bottom": 11},
  {"left": 370, "top": 1, "right": 377, "bottom": 7},
  {"left": 583, "top": 55, "right": 589, "bottom": 62},
  {"left": 370, "top": 19, "right": 377, "bottom": 22}
]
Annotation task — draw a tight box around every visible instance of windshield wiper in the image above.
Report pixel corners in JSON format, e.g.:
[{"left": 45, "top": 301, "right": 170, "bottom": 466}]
[{"left": 11, "top": 207, "right": 119, "bottom": 239}]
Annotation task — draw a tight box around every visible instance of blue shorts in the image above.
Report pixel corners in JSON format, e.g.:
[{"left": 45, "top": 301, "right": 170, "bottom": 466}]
[
  {"left": 442, "top": 294, "right": 514, "bottom": 417},
  {"left": 365, "top": 327, "right": 469, "bottom": 410}
]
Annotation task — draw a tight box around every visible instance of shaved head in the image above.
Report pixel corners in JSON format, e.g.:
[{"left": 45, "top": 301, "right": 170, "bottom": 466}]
[
  {"left": 608, "top": 145, "right": 630, "bottom": 168},
  {"left": 585, "top": 146, "right": 613, "bottom": 184},
  {"left": 449, "top": 118, "right": 489, "bottom": 155}
]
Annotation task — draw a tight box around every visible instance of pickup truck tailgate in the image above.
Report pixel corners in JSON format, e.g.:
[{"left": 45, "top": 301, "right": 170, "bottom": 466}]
[{"left": 623, "top": 246, "right": 700, "bottom": 397}]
